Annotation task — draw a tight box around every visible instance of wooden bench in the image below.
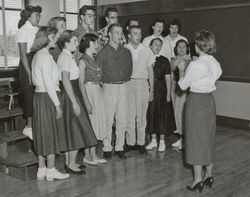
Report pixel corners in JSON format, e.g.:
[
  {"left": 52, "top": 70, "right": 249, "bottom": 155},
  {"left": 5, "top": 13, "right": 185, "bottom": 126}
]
[
  {"left": 0, "top": 130, "right": 37, "bottom": 181},
  {"left": 0, "top": 107, "right": 23, "bottom": 132}
]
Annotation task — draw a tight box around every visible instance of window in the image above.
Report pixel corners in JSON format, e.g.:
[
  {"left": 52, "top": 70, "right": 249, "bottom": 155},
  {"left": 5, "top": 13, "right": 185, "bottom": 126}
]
[
  {"left": 60, "top": 0, "right": 95, "bottom": 30},
  {"left": 0, "top": 0, "right": 24, "bottom": 68}
]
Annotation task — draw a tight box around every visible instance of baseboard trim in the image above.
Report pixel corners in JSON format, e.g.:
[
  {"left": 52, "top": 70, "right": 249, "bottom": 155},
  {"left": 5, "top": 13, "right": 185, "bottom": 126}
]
[{"left": 217, "top": 115, "right": 250, "bottom": 131}]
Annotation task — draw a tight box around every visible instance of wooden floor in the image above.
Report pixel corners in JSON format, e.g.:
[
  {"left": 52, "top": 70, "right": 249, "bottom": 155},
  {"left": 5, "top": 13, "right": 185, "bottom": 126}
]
[{"left": 0, "top": 126, "right": 250, "bottom": 197}]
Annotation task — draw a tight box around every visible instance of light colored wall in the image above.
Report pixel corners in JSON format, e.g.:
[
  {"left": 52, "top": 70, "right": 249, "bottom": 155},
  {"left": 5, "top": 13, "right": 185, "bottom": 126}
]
[
  {"left": 27, "top": 0, "right": 60, "bottom": 26},
  {"left": 214, "top": 81, "right": 250, "bottom": 120},
  {"left": 97, "top": 0, "right": 148, "bottom": 6}
]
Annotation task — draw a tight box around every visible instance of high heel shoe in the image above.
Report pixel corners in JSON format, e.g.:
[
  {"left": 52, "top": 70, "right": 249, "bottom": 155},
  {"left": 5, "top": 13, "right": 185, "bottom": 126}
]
[
  {"left": 186, "top": 181, "right": 203, "bottom": 193},
  {"left": 203, "top": 177, "right": 214, "bottom": 188}
]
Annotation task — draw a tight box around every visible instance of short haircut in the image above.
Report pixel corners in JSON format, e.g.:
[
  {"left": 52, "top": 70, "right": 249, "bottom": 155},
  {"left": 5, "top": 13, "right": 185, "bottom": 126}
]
[
  {"left": 18, "top": 5, "right": 42, "bottom": 28},
  {"left": 57, "top": 30, "right": 74, "bottom": 50},
  {"left": 79, "top": 5, "right": 95, "bottom": 21},
  {"left": 152, "top": 18, "right": 165, "bottom": 27},
  {"left": 107, "top": 23, "right": 122, "bottom": 34},
  {"left": 168, "top": 18, "right": 182, "bottom": 31},
  {"left": 104, "top": 7, "right": 118, "bottom": 17},
  {"left": 128, "top": 25, "right": 141, "bottom": 34},
  {"left": 126, "top": 19, "right": 139, "bottom": 27},
  {"left": 48, "top": 17, "right": 66, "bottom": 29},
  {"left": 194, "top": 30, "right": 216, "bottom": 55},
  {"left": 79, "top": 33, "right": 98, "bottom": 53},
  {"left": 174, "top": 39, "right": 190, "bottom": 56},
  {"left": 149, "top": 37, "right": 163, "bottom": 47},
  {"left": 31, "top": 26, "right": 57, "bottom": 52}
]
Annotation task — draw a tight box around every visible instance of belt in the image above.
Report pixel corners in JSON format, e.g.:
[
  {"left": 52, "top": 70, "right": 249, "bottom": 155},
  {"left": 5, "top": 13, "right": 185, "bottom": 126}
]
[
  {"left": 85, "top": 81, "right": 100, "bottom": 85},
  {"left": 105, "top": 81, "right": 126, "bottom": 84},
  {"left": 131, "top": 78, "right": 147, "bottom": 80}
]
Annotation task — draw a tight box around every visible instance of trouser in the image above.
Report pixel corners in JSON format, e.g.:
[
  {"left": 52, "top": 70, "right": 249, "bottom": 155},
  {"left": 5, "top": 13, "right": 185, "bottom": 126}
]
[
  {"left": 126, "top": 79, "right": 149, "bottom": 146},
  {"left": 102, "top": 83, "right": 128, "bottom": 151}
]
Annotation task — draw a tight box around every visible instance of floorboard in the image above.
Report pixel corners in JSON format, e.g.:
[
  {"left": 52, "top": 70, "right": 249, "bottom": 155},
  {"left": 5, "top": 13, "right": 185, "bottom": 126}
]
[{"left": 0, "top": 126, "right": 250, "bottom": 197}]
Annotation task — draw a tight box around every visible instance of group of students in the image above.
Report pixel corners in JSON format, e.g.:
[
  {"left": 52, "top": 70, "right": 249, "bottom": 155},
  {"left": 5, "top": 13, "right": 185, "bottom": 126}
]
[{"left": 16, "top": 5, "right": 222, "bottom": 193}]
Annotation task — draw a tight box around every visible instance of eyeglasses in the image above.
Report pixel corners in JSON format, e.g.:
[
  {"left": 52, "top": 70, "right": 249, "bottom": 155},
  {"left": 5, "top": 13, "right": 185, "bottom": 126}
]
[
  {"left": 84, "top": 14, "right": 96, "bottom": 18},
  {"left": 108, "top": 16, "right": 118, "bottom": 19}
]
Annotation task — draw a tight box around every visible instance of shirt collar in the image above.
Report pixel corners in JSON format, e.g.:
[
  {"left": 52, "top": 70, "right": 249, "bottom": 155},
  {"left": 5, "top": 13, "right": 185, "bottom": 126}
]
[
  {"left": 107, "top": 43, "right": 122, "bottom": 51},
  {"left": 25, "top": 20, "right": 37, "bottom": 30},
  {"left": 63, "top": 49, "right": 73, "bottom": 57},
  {"left": 127, "top": 43, "right": 143, "bottom": 51}
]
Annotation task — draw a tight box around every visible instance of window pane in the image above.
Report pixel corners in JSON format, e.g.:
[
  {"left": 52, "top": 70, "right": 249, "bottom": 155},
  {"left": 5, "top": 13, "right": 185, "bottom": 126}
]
[
  {"left": 6, "top": 10, "right": 21, "bottom": 67},
  {"left": 60, "top": 0, "right": 64, "bottom": 12},
  {"left": 5, "top": 0, "right": 22, "bottom": 9},
  {"left": 66, "top": 0, "right": 78, "bottom": 13},
  {"left": 0, "top": 11, "right": 4, "bottom": 68},
  {"left": 66, "top": 14, "right": 78, "bottom": 30},
  {"left": 80, "top": 0, "right": 94, "bottom": 6}
]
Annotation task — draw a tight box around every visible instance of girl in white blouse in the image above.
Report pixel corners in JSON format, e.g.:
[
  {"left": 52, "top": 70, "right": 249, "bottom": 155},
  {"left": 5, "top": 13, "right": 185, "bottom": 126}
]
[
  {"left": 31, "top": 26, "right": 69, "bottom": 181},
  {"left": 57, "top": 30, "right": 97, "bottom": 175},
  {"left": 178, "top": 30, "right": 222, "bottom": 192},
  {"left": 16, "top": 6, "right": 42, "bottom": 140}
]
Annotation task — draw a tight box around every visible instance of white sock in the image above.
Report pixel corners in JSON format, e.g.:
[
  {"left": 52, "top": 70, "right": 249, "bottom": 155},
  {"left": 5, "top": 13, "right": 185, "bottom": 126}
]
[{"left": 152, "top": 138, "right": 157, "bottom": 143}]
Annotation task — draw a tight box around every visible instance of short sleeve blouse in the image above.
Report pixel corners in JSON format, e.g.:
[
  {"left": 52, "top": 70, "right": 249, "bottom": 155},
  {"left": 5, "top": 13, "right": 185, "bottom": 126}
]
[
  {"left": 57, "top": 49, "right": 79, "bottom": 80},
  {"left": 16, "top": 21, "right": 39, "bottom": 53}
]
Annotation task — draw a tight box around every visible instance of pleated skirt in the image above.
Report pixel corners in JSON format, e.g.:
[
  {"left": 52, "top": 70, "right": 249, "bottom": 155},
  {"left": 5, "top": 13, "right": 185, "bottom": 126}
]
[
  {"left": 19, "top": 52, "right": 35, "bottom": 118},
  {"left": 33, "top": 92, "right": 66, "bottom": 156},
  {"left": 85, "top": 83, "right": 107, "bottom": 140},
  {"left": 61, "top": 80, "right": 97, "bottom": 151},
  {"left": 185, "top": 92, "right": 216, "bottom": 165}
]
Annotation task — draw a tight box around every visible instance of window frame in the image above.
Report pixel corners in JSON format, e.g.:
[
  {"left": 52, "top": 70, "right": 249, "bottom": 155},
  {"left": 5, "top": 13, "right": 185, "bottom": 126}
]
[
  {"left": 0, "top": 0, "right": 25, "bottom": 70},
  {"left": 60, "top": 0, "right": 97, "bottom": 31}
]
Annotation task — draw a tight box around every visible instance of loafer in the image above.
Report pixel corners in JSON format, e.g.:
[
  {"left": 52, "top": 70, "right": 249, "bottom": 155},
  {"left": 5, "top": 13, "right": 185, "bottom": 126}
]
[
  {"left": 137, "top": 145, "right": 147, "bottom": 154},
  {"left": 115, "top": 151, "right": 126, "bottom": 159},
  {"left": 103, "top": 151, "right": 112, "bottom": 159},
  {"left": 64, "top": 165, "right": 85, "bottom": 175}
]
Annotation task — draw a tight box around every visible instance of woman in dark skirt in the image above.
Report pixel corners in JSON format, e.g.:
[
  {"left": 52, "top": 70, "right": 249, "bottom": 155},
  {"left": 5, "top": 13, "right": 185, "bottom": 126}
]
[
  {"left": 31, "top": 26, "right": 69, "bottom": 181},
  {"left": 57, "top": 30, "right": 97, "bottom": 174},
  {"left": 146, "top": 38, "right": 176, "bottom": 152},
  {"left": 16, "top": 6, "right": 42, "bottom": 140},
  {"left": 178, "top": 30, "right": 222, "bottom": 192}
]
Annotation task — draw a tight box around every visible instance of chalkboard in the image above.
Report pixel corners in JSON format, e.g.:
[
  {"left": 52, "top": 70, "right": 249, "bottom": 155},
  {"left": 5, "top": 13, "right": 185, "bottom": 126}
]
[{"left": 119, "top": 6, "right": 250, "bottom": 82}]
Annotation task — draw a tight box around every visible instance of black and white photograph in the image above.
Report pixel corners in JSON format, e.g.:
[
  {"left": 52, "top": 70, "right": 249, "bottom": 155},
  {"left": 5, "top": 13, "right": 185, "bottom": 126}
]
[{"left": 0, "top": 0, "right": 250, "bottom": 196}]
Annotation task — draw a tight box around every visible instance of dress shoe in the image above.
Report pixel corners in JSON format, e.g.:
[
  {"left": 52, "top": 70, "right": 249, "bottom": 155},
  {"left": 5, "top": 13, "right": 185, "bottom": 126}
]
[
  {"left": 103, "top": 151, "right": 112, "bottom": 159},
  {"left": 124, "top": 145, "right": 136, "bottom": 152},
  {"left": 46, "top": 168, "right": 70, "bottom": 181},
  {"left": 78, "top": 163, "right": 86, "bottom": 169},
  {"left": 83, "top": 158, "right": 98, "bottom": 165},
  {"left": 137, "top": 145, "right": 147, "bottom": 154},
  {"left": 186, "top": 181, "right": 203, "bottom": 193},
  {"left": 146, "top": 140, "right": 157, "bottom": 150},
  {"left": 64, "top": 165, "right": 85, "bottom": 175},
  {"left": 203, "top": 177, "right": 214, "bottom": 188},
  {"left": 115, "top": 151, "right": 126, "bottom": 159}
]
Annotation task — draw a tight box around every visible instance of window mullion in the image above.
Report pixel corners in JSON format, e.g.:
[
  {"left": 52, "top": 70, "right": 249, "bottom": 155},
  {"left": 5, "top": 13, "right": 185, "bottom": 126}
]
[{"left": 2, "top": 0, "right": 8, "bottom": 69}]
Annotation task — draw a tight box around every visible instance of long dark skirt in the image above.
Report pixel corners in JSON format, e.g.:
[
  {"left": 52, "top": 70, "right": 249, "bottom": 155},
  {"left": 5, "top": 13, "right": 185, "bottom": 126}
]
[
  {"left": 185, "top": 92, "right": 216, "bottom": 165},
  {"left": 33, "top": 92, "right": 66, "bottom": 156},
  {"left": 19, "top": 52, "right": 35, "bottom": 118},
  {"left": 61, "top": 80, "right": 97, "bottom": 151},
  {"left": 146, "top": 80, "right": 176, "bottom": 135}
]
